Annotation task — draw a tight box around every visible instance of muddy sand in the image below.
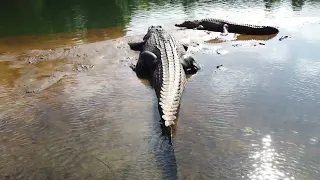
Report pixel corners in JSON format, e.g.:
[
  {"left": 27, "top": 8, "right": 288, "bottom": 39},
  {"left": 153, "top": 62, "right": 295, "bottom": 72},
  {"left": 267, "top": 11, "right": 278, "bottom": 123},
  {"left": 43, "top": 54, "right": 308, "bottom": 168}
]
[{"left": 0, "top": 28, "right": 278, "bottom": 96}]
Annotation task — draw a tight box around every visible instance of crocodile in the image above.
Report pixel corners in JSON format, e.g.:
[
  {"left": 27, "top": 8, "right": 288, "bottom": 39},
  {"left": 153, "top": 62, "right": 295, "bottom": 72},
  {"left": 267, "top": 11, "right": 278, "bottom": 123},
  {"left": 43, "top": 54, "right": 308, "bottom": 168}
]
[
  {"left": 175, "top": 18, "right": 279, "bottom": 35},
  {"left": 128, "top": 25, "right": 200, "bottom": 135}
]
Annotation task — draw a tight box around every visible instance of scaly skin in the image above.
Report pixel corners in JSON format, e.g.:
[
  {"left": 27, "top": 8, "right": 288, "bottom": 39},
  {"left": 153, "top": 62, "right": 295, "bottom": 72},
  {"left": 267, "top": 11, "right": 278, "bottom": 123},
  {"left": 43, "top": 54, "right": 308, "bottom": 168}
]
[
  {"left": 128, "top": 25, "right": 200, "bottom": 136},
  {"left": 175, "top": 18, "right": 279, "bottom": 35},
  {"left": 128, "top": 26, "right": 200, "bottom": 180}
]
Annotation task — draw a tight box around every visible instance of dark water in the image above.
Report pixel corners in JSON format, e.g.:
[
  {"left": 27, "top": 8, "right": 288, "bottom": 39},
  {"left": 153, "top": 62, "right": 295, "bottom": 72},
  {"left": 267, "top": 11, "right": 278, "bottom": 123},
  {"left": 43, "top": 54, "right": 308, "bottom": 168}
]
[
  {"left": 1, "top": 0, "right": 320, "bottom": 180},
  {"left": 1, "top": 0, "right": 319, "bottom": 38}
]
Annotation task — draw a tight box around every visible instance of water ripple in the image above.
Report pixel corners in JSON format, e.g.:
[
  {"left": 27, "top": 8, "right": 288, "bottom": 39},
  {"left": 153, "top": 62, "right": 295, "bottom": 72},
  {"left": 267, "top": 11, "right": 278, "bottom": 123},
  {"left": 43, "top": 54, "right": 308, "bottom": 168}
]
[{"left": 1, "top": 0, "right": 320, "bottom": 179}]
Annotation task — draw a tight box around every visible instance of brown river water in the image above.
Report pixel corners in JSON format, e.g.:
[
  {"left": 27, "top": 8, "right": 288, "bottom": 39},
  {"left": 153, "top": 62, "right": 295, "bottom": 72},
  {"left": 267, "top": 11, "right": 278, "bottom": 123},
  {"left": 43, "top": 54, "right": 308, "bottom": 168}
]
[{"left": 1, "top": 0, "right": 320, "bottom": 179}]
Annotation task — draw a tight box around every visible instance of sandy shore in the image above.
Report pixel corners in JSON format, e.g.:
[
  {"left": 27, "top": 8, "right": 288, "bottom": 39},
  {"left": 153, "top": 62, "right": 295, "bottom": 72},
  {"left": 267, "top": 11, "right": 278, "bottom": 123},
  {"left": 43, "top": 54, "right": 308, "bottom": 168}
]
[{"left": 0, "top": 28, "right": 278, "bottom": 96}]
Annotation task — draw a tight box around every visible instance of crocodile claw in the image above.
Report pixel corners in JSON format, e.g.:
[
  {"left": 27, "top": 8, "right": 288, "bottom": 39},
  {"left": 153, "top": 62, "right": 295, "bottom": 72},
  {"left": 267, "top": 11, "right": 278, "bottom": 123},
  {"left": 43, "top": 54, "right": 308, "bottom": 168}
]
[{"left": 129, "top": 64, "right": 136, "bottom": 71}]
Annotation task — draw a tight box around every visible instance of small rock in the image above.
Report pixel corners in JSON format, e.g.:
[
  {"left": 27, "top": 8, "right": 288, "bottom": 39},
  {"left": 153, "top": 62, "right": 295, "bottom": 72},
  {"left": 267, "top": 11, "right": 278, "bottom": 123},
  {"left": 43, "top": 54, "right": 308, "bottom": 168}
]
[
  {"left": 232, "top": 41, "right": 265, "bottom": 47},
  {"left": 279, "top": 35, "right": 290, "bottom": 41},
  {"left": 309, "top": 137, "right": 318, "bottom": 145},
  {"left": 216, "top": 49, "right": 228, "bottom": 55},
  {"left": 244, "top": 127, "right": 255, "bottom": 134}
]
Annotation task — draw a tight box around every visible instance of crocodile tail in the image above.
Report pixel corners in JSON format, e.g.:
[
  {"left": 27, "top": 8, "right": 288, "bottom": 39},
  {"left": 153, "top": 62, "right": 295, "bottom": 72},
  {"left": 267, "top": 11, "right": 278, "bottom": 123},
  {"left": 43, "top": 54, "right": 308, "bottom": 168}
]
[{"left": 228, "top": 24, "right": 279, "bottom": 35}]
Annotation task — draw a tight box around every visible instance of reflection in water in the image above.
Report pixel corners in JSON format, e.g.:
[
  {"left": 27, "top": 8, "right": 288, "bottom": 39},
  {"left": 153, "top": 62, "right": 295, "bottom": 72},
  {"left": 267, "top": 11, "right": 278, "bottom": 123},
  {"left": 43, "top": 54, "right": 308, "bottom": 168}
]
[
  {"left": 292, "top": 0, "right": 305, "bottom": 11},
  {"left": 72, "top": 5, "right": 87, "bottom": 33},
  {"left": 0, "top": 0, "right": 133, "bottom": 38},
  {"left": 264, "top": 0, "right": 281, "bottom": 11},
  {"left": 206, "top": 33, "right": 279, "bottom": 44},
  {"left": 0, "top": 62, "right": 21, "bottom": 88},
  {"left": 1, "top": 0, "right": 320, "bottom": 38},
  {"left": 0, "top": 27, "right": 126, "bottom": 54},
  {"left": 150, "top": 101, "right": 178, "bottom": 180},
  {"left": 248, "top": 135, "right": 294, "bottom": 180}
]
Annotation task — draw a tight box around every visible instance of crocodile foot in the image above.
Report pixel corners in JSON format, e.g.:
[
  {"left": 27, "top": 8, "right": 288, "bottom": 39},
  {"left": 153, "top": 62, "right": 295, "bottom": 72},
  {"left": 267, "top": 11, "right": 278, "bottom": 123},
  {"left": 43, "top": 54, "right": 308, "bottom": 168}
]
[{"left": 129, "top": 64, "right": 136, "bottom": 71}]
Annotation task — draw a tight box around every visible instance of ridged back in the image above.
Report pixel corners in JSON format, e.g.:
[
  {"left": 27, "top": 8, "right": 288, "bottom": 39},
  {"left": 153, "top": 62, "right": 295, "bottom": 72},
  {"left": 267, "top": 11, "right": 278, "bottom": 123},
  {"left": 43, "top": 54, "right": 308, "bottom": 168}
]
[
  {"left": 200, "top": 18, "right": 279, "bottom": 35},
  {"left": 200, "top": 18, "right": 279, "bottom": 29},
  {"left": 145, "top": 28, "right": 187, "bottom": 126}
]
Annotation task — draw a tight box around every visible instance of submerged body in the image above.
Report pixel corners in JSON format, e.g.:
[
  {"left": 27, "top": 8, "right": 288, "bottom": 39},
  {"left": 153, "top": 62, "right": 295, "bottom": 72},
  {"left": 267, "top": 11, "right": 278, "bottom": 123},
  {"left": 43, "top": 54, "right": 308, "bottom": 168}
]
[
  {"left": 128, "top": 25, "right": 200, "bottom": 134},
  {"left": 175, "top": 18, "right": 279, "bottom": 35}
]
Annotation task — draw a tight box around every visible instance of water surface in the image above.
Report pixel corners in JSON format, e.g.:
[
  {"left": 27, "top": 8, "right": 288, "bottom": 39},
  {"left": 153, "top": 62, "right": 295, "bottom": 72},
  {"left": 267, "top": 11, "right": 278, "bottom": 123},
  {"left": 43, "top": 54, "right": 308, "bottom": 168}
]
[{"left": 1, "top": 0, "right": 320, "bottom": 179}]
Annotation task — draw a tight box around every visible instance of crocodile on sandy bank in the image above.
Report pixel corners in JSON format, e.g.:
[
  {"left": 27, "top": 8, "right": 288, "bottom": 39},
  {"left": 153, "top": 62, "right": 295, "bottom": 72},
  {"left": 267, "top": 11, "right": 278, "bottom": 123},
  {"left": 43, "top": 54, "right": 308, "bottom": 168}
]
[
  {"left": 128, "top": 25, "right": 200, "bottom": 136},
  {"left": 175, "top": 18, "right": 279, "bottom": 35}
]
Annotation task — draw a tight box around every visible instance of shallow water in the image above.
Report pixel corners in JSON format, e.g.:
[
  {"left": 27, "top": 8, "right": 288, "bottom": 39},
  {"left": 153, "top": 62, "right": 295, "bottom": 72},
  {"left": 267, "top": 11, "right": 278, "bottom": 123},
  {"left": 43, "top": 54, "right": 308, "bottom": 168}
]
[{"left": 1, "top": 0, "right": 320, "bottom": 179}]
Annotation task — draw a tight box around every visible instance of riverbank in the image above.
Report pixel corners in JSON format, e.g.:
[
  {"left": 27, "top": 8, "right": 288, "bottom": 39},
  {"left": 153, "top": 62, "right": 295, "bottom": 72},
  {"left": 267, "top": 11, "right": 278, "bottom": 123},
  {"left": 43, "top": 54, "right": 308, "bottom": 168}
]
[{"left": 0, "top": 27, "right": 280, "bottom": 97}]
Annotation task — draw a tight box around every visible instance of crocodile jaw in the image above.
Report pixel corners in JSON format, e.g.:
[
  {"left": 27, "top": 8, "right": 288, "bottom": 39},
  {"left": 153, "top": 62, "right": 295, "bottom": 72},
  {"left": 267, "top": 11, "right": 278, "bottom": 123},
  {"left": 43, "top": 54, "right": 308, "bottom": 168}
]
[{"left": 175, "top": 20, "right": 200, "bottom": 29}]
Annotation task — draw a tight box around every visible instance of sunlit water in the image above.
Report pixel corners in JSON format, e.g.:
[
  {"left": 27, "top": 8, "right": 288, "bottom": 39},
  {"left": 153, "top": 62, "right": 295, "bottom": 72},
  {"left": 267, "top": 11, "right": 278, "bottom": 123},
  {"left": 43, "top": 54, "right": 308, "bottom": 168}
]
[{"left": 1, "top": 0, "right": 320, "bottom": 179}]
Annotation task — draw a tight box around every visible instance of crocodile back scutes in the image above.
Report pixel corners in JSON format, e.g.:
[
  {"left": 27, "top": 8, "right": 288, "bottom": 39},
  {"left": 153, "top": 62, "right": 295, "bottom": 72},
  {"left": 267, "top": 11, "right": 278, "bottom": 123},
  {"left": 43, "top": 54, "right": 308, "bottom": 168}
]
[
  {"left": 145, "top": 28, "right": 186, "bottom": 126},
  {"left": 200, "top": 18, "right": 279, "bottom": 29}
]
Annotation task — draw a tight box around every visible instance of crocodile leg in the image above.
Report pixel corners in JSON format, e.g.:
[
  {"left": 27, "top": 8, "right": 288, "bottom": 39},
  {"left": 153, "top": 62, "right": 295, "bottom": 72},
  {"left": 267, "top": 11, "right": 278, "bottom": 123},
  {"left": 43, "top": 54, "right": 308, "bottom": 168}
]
[
  {"left": 128, "top": 41, "right": 145, "bottom": 51},
  {"left": 181, "top": 43, "right": 188, "bottom": 51},
  {"left": 181, "top": 55, "right": 201, "bottom": 75},
  {"left": 131, "top": 51, "right": 158, "bottom": 78},
  {"left": 221, "top": 24, "right": 229, "bottom": 36},
  {"left": 176, "top": 42, "right": 201, "bottom": 75},
  {"left": 196, "top": 25, "right": 206, "bottom": 30}
]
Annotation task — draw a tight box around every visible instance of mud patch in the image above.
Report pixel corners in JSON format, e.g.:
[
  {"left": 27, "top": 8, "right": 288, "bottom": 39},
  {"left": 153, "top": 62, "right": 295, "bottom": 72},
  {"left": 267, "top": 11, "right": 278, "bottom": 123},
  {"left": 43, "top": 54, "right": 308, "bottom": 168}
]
[
  {"left": 73, "top": 64, "right": 95, "bottom": 72},
  {"left": 0, "top": 61, "right": 22, "bottom": 88},
  {"left": 231, "top": 41, "right": 266, "bottom": 47},
  {"left": 2, "top": 29, "right": 226, "bottom": 96},
  {"left": 23, "top": 72, "right": 69, "bottom": 94}
]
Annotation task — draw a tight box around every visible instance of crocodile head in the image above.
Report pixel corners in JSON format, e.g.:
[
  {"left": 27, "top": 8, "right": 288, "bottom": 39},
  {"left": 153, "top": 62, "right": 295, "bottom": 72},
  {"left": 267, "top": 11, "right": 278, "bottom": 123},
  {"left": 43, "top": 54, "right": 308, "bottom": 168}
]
[
  {"left": 175, "top": 20, "right": 200, "bottom": 29},
  {"left": 143, "top": 25, "right": 163, "bottom": 40}
]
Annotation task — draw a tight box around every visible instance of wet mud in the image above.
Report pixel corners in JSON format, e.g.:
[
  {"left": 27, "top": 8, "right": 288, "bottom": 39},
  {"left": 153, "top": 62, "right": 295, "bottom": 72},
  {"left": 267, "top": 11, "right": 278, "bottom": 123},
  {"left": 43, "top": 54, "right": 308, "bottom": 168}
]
[
  {"left": 1, "top": 28, "right": 258, "bottom": 96},
  {"left": 1, "top": 35, "right": 137, "bottom": 95}
]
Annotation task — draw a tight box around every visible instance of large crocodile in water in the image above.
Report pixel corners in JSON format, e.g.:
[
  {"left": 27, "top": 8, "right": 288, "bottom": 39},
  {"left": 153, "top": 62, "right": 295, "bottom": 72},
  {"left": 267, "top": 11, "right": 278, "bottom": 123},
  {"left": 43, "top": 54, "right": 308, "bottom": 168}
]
[
  {"left": 175, "top": 18, "right": 279, "bottom": 35},
  {"left": 128, "top": 25, "right": 201, "bottom": 138}
]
